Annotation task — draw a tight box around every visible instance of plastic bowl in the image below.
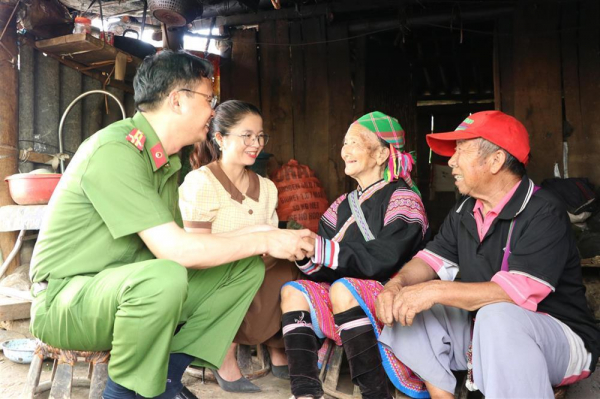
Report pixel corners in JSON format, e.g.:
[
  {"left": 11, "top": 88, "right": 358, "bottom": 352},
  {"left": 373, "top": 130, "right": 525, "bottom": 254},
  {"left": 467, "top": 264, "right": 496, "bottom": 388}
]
[
  {"left": 4, "top": 173, "right": 62, "bottom": 205},
  {"left": 1, "top": 338, "right": 37, "bottom": 364}
]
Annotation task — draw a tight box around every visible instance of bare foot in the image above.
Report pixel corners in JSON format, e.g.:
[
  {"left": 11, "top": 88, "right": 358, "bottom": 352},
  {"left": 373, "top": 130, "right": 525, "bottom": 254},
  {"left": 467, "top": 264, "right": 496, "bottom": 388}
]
[
  {"left": 217, "top": 343, "right": 243, "bottom": 381},
  {"left": 268, "top": 346, "right": 288, "bottom": 366}
]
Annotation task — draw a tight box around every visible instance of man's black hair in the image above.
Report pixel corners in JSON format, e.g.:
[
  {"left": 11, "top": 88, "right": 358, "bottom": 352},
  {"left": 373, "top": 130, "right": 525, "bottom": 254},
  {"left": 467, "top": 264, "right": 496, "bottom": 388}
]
[{"left": 133, "top": 50, "right": 214, "bottom": 112}]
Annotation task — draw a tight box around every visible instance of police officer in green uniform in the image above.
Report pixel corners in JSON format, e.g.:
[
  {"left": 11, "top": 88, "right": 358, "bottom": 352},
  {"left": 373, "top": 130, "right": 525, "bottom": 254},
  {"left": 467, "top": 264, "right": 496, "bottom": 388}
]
[{"left": 29, "top": 51, "right": 315, "bottom": 399}]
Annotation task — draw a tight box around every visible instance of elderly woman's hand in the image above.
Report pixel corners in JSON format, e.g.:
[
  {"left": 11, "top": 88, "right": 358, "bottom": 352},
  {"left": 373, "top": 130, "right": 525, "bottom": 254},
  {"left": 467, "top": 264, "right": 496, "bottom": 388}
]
[{"left": 302, "top": 235, "right": 316, "bottom": 258}]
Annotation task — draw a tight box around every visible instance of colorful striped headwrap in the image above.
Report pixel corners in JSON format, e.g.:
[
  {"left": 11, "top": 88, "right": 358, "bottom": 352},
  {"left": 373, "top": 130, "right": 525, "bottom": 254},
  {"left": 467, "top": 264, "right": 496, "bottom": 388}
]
[{"left": 353, "top": 111, "right": 421, "bottom": 196}]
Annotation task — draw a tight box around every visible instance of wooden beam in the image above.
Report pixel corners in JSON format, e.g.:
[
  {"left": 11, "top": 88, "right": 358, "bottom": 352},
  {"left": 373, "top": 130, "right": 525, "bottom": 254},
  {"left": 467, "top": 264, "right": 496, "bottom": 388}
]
[
  {"left": 197, "top": 1, "right": 401, "bottom": 27},
  {"left": 195, "top": 4, "right": 513, "bottom": 31}
]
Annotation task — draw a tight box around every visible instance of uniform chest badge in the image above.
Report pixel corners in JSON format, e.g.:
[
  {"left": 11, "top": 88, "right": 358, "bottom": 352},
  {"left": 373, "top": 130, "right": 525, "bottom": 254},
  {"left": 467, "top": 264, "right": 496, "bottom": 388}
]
[{"left": 126, "top": 128, "right": 146, "bottom": 151}]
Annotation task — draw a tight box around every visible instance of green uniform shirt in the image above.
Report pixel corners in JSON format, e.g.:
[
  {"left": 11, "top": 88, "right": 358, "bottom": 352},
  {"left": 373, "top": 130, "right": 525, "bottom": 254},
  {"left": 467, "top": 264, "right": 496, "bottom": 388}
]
[{"left": 30, "top": 112, "right": 182, "bottom": 286}]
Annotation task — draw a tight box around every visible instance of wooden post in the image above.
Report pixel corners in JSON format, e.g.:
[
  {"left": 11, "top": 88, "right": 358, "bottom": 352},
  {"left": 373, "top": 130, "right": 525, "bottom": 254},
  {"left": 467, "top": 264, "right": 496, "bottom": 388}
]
[{"left": 0, "top": 2, "right": 20, "bottom": 276}]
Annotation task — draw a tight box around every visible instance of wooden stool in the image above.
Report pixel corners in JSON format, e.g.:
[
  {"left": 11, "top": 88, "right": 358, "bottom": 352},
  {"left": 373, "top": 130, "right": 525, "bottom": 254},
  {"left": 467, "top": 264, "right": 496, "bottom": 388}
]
[
  {"left": 236, "top": 343, "right": 271, "bottom": 380},
  {"left": 22, "top": 340, "right": 110, "bottom": 399},
  {"left": 319, "top": 344, "right": 362, "bottom": 399}
]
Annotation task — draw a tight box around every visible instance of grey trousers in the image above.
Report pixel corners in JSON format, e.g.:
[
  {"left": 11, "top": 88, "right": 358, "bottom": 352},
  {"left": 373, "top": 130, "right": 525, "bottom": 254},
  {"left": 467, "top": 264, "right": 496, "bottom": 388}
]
[{"left": 379, "top": 303, "right": 570, "bottom": 399}]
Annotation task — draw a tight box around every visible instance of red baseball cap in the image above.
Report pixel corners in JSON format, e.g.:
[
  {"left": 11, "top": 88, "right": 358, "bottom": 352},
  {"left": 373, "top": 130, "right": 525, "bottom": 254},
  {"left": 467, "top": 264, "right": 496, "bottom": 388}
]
[{"left": 426, "top": 111, "right": 530, "bottom": 165}]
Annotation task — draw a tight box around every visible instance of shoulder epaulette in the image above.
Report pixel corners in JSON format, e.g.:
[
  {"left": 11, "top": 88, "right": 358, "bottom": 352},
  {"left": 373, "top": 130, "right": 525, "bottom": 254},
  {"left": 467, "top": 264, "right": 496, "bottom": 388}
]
[{"left": 126, "top": 128, "right": 146, "bottom": 151}]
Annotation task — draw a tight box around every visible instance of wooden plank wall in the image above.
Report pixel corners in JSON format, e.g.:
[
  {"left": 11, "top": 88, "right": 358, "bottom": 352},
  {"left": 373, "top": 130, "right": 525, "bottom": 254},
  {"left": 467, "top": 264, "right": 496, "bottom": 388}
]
[
  {"left": 364, "top": 37, "right": 417, "bottom": 174},
  {"left": 223, "top": 4, "right": 600, "bottom": 199},
  {"left": 498, "top": 0, "right": 600, "bottom": 186},
  {"left": 221, "top": 18, "right": 356, "bottom": 202},
  {"left": 296, "top": 17, "right": 331, "bottom": 199},
  {"left": 326, "top": 24, "right": 354, "bottom": 198},
  {"left": 566, "top": 0, "right": 600, "bottom": 184},
  {"left": 221, "top": 19, "right": 419, "bottom": 202},
  {"left": 511, "top": 1, "right": 563, "bottom": 185},
  {"left": 258, "top": 20, "right": 294, "bottom": 164}
]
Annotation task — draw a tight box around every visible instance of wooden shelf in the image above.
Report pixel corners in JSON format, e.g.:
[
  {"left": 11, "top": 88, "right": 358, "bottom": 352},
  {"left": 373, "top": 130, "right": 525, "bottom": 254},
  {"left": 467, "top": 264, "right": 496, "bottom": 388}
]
[{"left": 35, "top": 33, "right": 142, "bottom": 82}]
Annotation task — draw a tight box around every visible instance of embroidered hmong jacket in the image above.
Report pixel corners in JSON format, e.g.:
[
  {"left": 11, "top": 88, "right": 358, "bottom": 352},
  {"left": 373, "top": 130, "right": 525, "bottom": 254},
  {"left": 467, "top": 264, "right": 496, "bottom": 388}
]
[{"left": 298, "top": 179, "right": 430, "bottom": 283}]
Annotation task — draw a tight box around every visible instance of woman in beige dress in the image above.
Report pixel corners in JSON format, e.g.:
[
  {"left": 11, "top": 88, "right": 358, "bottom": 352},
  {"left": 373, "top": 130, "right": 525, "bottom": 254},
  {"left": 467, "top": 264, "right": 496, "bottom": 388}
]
[{"left": 179, "top": 100, "right": 298, "bottom": 393}]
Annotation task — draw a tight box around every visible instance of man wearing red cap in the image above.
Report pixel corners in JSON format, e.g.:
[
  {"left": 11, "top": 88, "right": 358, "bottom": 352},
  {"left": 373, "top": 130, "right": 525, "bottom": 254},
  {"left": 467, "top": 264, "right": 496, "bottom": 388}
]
[{"left": 376, "top": 111, "right": 600, "bottom": 398}]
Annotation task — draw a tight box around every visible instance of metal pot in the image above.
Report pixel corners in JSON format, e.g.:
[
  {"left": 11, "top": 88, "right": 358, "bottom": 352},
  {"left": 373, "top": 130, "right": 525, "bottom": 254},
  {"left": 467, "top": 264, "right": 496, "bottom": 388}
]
[
  {"left": 113, "top": 34, "right": 157, "bottom": 60},
  {"left": 4, "top": 173, "right": 62, "bottom": 205}
]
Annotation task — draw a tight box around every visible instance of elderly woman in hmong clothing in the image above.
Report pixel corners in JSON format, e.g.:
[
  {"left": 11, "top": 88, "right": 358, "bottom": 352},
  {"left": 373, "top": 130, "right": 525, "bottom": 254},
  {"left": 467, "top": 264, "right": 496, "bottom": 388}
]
[{"left": 280, "top": 112, "right": 431, "bottom": 399}]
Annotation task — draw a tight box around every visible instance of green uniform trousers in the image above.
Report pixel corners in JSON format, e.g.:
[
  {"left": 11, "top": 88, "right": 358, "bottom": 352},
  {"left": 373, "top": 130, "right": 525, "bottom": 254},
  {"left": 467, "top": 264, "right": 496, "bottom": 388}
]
[{"left": 30, "top": 257, "right": 264, "bottom": 397}]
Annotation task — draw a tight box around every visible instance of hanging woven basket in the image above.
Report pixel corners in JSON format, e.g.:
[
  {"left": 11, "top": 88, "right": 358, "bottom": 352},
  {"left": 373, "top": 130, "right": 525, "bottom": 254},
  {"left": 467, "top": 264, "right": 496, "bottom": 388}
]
[{"left": 148, "top": 0, "right": 202, "bottom": 27}]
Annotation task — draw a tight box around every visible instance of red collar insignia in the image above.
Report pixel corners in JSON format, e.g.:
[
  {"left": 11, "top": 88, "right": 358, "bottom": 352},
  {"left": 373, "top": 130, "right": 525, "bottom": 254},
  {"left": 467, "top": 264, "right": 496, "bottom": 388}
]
[
  {"left": 150, "top": 142, "right": 168, "bottom": 169},
  {"left": 126, "top": 128, "right": 146, "bottom": 151}
]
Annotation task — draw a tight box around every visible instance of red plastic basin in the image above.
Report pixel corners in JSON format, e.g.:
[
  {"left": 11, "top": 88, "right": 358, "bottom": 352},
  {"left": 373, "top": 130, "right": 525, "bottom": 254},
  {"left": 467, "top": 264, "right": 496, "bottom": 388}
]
[{"left": 4, "top": 173, "right": 62, "bottom": 205}]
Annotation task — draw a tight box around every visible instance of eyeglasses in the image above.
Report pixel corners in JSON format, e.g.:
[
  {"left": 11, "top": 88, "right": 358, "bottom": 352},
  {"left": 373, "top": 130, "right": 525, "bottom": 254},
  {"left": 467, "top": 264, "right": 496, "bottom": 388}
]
[
  {"left": 178, "top": 88, "right": 218, "bottom": 109},
  {"left": 223, "top": 133, "right": 270, "bottom": 146}
]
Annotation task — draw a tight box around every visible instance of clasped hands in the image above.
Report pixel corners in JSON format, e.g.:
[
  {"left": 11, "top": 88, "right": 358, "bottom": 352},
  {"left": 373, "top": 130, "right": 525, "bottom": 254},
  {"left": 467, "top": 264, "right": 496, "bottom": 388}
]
[
  {"left": 375, "top": 280, "right": 437, "bottom": 327},
  {"left": 259, "top": 226, "right": 316, "bottom": 262}
]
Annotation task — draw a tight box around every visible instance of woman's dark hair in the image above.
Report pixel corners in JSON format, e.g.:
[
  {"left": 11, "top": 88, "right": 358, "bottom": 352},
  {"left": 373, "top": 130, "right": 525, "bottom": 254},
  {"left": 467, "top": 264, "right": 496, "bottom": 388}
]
[
  {"left": 134, "top": 50, "right": 213, "bottom": 112},
  {"left": 189, "top": 100, "right": 262, "bottom": 169}
]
